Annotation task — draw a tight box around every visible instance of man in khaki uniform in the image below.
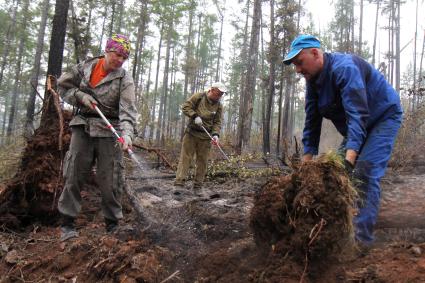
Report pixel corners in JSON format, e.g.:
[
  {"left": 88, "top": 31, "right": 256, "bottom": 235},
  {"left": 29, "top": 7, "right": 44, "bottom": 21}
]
[
  {"left": 57, "top": 34, "right": 137, "bottom": 241},
  {"left": 174, "top": 82, "right": 226, "bottom": 189}
]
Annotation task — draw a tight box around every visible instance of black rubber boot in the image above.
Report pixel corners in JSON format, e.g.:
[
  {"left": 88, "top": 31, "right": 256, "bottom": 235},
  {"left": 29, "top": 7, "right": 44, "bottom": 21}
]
[
  {"left": 105, "top": 218, "right": 119, "bottom": 233},
  {"left": 60, "top": 215, "right": 78, "bottom": 241}
]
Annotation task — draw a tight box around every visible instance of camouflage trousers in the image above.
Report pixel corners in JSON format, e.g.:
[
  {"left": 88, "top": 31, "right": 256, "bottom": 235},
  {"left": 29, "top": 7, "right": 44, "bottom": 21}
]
[
  {"left": 58, "top": 126, "right": 124, "bottom": 222},
  {"left": 175, "top": 132, "right": 212, "bottom": 186}
]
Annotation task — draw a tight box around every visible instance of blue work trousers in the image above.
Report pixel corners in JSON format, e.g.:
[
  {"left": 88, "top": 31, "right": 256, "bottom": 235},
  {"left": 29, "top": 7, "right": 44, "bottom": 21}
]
[{"left": 342, "top": 111, "right": 402, "bottom": 244}]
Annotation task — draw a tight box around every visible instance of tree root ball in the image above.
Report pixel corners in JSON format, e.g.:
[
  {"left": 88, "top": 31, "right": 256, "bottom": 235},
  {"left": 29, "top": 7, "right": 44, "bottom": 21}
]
[{"left": 250, "top": 154, "right": 357, "bottom": 263}]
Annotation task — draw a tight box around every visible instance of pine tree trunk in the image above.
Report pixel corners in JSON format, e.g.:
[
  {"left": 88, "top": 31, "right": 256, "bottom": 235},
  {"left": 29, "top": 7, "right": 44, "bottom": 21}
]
[
  {"left": 192, "top": 13, "right": 202, "bottom": 94},
  {"left": 236, "top": 0, "right": 261, "bottom": 154},
  {"left": 140, "top": 52, "right": 153, "bottom": 139},
  {"left": 281, "top": 73, "right": 292, "bottom": 143},
  {"left": 24, "top": 0, "right": 50, "bottom": 139},
  {"left": 133, "top": 0, "right": 149, "bottom": 95},
  {"left": 180, "top": 4, "right": 194, "bottom": 140},
  {"left": 157, "top": 18, "right": 173, "bottom": 145},
  {"left": 276, "top": 63, "right": 284, "bottom": 155},
  {"left": 41, "top": 0, "right": 70, "bottom": 125},
  {"left": 358, "top": 0, "right": 363, "bottom": 54},
  {"left": 215, "top": 1, "right": 225, "bottom": 82},
  {"left": 372, "top": 0, "right": 380, "bottom": 67},
  {"left": 412, "top": 0, "right": 419, "bottom": 110},
  {"left": 98, "top": 6, "right": 108, "bottom": 54},
  {"left": 260, "top": 12, "right": 266, "bottom": 154},
  {"left": 263, "top": 0, "right": 275, "bottom": 154},
  {"left": 149, "top": 26, "right": 163, "bottom": 142},
  {"left": 109, "top": 0, "right": 116, "bottom": 37},
  {"left": 69, "top": 0, "right": 82, "bottom": 63},
  {"left": 0, "top": 0, "right": 20, "bottom": 90},
  {"left": 235, "top": 0, "right": 251, "bottom": 151},
  {"left": 116, "top": 0, "right": 124, "bottom": 33},
  {"left": 395, "top": 0, "right": 400, "bottom": 92},
  {"left": 417, "top": 31, "right": 424, "bottom": 109},
  {"left": 7, "top": 0, "right": 30, "bottom": 137}
]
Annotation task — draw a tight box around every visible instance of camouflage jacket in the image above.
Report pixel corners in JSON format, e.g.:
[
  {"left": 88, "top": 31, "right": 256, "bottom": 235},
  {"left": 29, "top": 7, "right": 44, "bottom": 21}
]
[
  {"left": 58, "top": 56, "right": 137, "bottom": 138},
  {"left": 182, "top": 91, "right": 223, "bottom": 140}
]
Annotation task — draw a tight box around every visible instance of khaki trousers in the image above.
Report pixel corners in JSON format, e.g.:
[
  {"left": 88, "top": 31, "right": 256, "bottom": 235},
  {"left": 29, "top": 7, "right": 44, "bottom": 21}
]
[
  {"left": 58, "top": 126, "right": 124, "bottom": 222},
  {"left": 175, "top": 133, "right": 211, "bottom": 185}
]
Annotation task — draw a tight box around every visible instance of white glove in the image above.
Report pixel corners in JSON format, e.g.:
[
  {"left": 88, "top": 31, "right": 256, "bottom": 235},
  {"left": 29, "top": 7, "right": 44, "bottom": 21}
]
[
  {"left": 194, "top": 116, "right": 203, "bottom": 126},
  {"left": 121, "top": 135, "right": 132, "bottom": 151},
  {"left": 211, "top": 135, "right": 219, "bottom": 146},
  {"left": 76, "top": 91, "right": 97, "bottom": 109}
]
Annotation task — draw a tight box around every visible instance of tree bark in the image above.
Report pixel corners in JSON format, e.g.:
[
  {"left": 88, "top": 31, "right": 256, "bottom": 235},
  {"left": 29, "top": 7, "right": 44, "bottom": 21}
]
[
  {"left": 0, "top": 0, "right": 20, "bottom": 91},
  {"left": 235, "top": 0, "right": 250, "bottom": 150},
  {"left": 7, "top": 0, "right": 30, "bottom": 137},
  {"left": 395, "top": 0, "right": 400, "bottom": 92},
  {"left": 263, "top": 0, "right": 276, "bottom": 155},
  {"left": 215, "top": 0, "right": 225, "bottom": 82},
  {"left": 41, "top": 0, "right": 70, "bottom": 125},
  {"left": 372, "top": 0, "right": 380, "bottom": 67},
  {"left": 358, "top": 0, "right": 363, "bottom": 54},
  {"left": 149, "top": 25, "right": 163, "bottom": 142},
  {"left": 180, "top": 3, "right": 195, "bottom": 140},
  {"left": 236, "top": 0, "right": 261, "bottom": 154},
  {"left": 25, "top": 0, "right": 50, "bottom": 139},
  {"left": 157, "top": 17, "right": 173, "bottom": 145},
  {"left": 133, "top": 0, "right": 149, "bottom": 95},
  {"left": 109, "top": 0, "right": 116, "bottom": 37}
]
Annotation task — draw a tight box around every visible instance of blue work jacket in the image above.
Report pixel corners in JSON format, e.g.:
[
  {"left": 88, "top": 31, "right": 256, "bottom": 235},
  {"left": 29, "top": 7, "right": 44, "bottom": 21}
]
[{"left": 303, "top": 52, "right": 402, "bottom": 155}]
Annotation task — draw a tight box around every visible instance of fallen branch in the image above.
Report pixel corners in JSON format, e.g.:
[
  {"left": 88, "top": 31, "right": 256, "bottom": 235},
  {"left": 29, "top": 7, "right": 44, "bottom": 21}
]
[
  {"left": 160, "top": 270, "right": 180, "bottom": 283},
  {"left": 132, "top": 143, "right": 175, "bottom": 170}
]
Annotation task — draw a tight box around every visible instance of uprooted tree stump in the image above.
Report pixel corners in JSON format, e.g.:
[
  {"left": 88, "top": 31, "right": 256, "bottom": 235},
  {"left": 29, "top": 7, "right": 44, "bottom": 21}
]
[
  {"left": 0, "top": 79, "right": 71, "bottom": 228},
  {"left": 250, "top": 154, "right": 357, "bottom": 277}
]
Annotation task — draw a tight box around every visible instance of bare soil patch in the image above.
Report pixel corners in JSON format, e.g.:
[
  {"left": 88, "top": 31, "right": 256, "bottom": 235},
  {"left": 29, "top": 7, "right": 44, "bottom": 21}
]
[{"left": 1, "top": 148, "right": 425, "bottom": 282}]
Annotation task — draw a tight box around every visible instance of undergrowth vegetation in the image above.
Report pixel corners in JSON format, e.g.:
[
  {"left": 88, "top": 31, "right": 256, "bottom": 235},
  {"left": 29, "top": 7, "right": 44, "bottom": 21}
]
[{"left": 0, "top": 136, "right": 25, "bottom": 182}]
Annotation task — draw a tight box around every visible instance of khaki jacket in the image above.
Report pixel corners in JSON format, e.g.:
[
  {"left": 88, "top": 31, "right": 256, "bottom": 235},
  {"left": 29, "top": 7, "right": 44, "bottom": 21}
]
[
  {"left": 182, "top": 92, "right": 223, "bottom": 140},
  {"left": 58, "top": 56, "right": 137, "bottom": 138}
]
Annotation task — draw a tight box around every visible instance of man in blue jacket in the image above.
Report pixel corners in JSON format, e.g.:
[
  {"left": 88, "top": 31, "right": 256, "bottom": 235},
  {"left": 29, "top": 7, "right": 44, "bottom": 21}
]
[{"left": 283, "top": 34, "right": 403, "bottom": 246}]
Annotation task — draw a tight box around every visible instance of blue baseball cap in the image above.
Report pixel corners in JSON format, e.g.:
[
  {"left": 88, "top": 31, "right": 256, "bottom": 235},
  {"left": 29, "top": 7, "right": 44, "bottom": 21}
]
[{"left": 283, "top": 34, "right": 321, "bottom": 65}]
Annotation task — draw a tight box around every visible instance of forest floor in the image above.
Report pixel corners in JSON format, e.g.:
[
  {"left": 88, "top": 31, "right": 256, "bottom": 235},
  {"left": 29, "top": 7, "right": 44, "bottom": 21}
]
[{"left": 1, "top": 149, "right": 425, "bottom": 283}]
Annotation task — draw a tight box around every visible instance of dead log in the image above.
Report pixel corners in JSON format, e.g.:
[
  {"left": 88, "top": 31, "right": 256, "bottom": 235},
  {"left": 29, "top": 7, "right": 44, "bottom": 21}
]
[{"left": 132, "top": 143, "right": 175, "bottom": 170}]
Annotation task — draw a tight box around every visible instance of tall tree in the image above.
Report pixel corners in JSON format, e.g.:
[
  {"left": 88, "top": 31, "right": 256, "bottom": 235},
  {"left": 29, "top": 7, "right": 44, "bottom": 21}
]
[
  {"left": 236, "top": 0, "right": 261, "bottom": 153},
  {"left": 0, "top": 0, "right": 20, "bottom": 91},
  {"left": 180, "top": 0, "right": 196, "bottom": 139},
  {"left": 411, "top": 0, "right": 419, "bottom": 110},
  {"left": 25, "top": 0, "right": 50, "bottom": 138},
  {"left": 394, "top": 0, "right": 400, "bottom": 92},
  {"left": 41, "top": 0, "right": 70, "bottom": 124},
  {"left": 330, "top": 0, "right": 355, "bottom": 52},
  {"left": 263, "top": 0, "right": 276, "bottom": 155},
  {"left": 7, "top": 0, "right": 30, "bottom": 137},
  {"left": 132, "top": 0, "right": 150, "bottom": 96},
  {"left": 148, "top": 24, "right": 163, "bottom": 142},
  {"left": 214, "top": 0, "right": 225, "bottom": 82},
  {"left": 156, "top": 12, "right": 173, "bottom": 145},
  {"left": 358, "top": 0, "right": 364, "bottom": 54},
  {"left": 371, "top": 0, "right": 381, "bottom": 67}
]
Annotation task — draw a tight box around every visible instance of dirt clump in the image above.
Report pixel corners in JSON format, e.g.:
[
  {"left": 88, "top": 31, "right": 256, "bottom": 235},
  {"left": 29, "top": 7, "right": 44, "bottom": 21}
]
[
  {"left": 0, "top": 184, "right": 171, "bottom": 283},
  {"left": 250, "top": 155, "right": 357, "bottom": 277},
  {"left": 0, "top": 111, "right": 73, "bottom": 228}
]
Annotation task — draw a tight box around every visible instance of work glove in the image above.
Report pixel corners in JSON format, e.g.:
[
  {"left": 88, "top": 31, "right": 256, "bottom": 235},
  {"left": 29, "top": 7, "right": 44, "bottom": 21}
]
[
  {"left": 211, "top": 135, "right": 219, "bottom": 146},
  {"left": 194, "top": 116, "right": 203, "bottom": 126},
  {"left": 76, "top": 90, "right": 97, "bottom": 109},
  {"left": 121, "top": 135, "right": 132, "bottom": 151},
  {"left": 343, "top": 159, "right": 355, "bottom": 177}
]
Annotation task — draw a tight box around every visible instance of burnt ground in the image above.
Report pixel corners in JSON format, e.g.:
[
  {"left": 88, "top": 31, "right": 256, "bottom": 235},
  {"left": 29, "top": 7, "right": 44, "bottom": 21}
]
[{"left": 1, "top": 150, "right": 425, "bottom": 282}]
